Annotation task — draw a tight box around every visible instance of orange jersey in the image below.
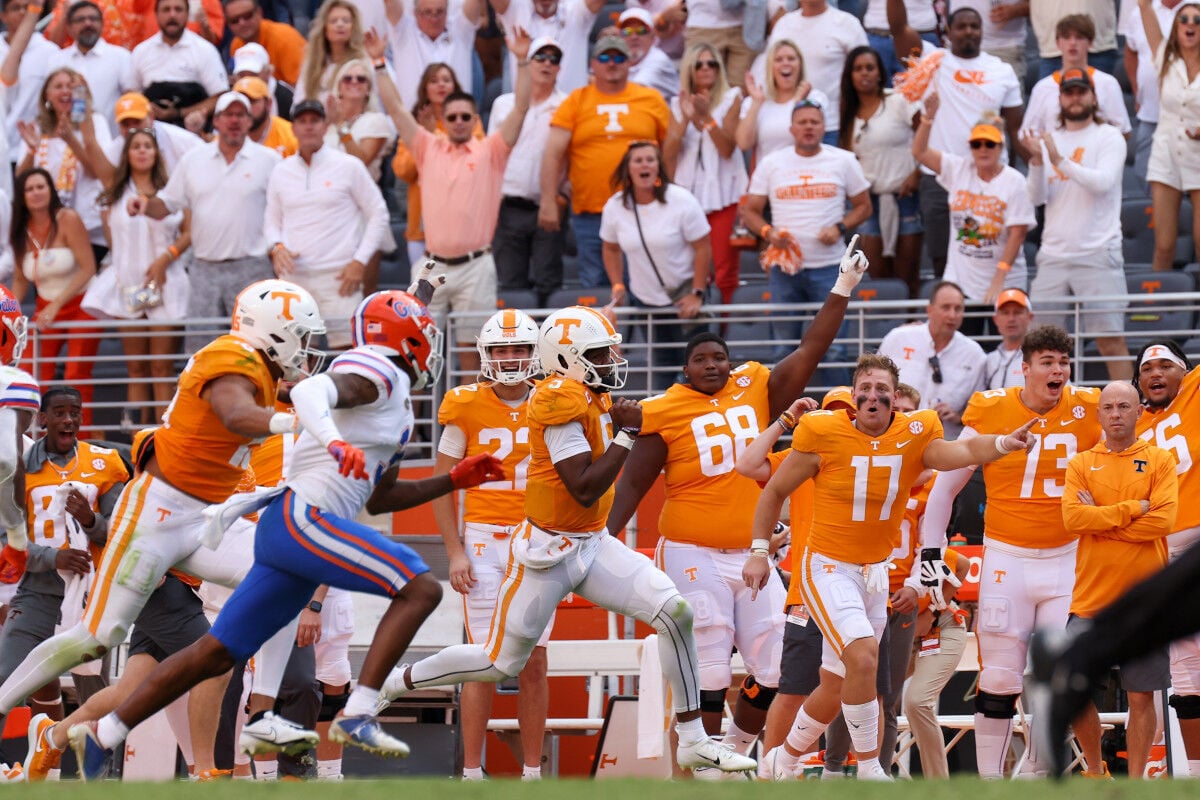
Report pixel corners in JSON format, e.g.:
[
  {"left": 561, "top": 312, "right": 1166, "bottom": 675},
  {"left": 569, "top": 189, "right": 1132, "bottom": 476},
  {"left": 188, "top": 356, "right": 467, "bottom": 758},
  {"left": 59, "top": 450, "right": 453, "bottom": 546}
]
[
  {"left": 794, "top": 408, "right": 944, "bottom": 564},
  {"left": 1137, "top": 365, "right": 1200, "bottom": 532},
  {"left": 640, "top": 362, "right": 771, "bottom": 548},
  {"left": 961, "top": 385, "right": 1102, "bottom": 548},
  {"left": 438, "top": 382, "right": 530, "bottom": 526},
  {"left": 154, "top": 335, "right": 278, "bottom": 504},
  {"left": 25, "top": 442, "right": 129, "bottom": 551},
  {"left": 249, "top": 433, "right": 296, "bottom": 488},
  {"left": 524, "top": 376, "right": 614, "bottom": 533},
  {"left": 890, "top": 474, "right": 936, "bottom": 593},
  {"left": 551, "top": 83, "right": 670, "bottom": 214},
  {"left": 1063, "top": 440, "right": 1176, "bottom": 616}
]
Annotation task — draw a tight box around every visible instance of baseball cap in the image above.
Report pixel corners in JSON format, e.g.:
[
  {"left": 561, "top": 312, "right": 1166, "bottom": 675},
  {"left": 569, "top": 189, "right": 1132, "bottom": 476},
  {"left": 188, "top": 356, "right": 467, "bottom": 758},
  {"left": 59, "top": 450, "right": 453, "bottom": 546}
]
[
  {"left": 1059, "top": 67, "right": 1093, "bottom": 91},
  {"left": 214, "top": 91, "right": 251, "bottom": 116},
  {"left": 969, "top": 122, "right": 1004, "bottom": 144},
  {"left": 821, "top": 386, "right": 855, "bottom": 410},
  {"left": 232, "top": 76, "right": 270, "bottom": 100},
  {"left": 994, "top": 287, "right": 1032, "bottom": 312},
  {"left": 592, "top": 34, "right": 631, "bottom": 58},
  {"left": 529, "top": 36, "right": 562, "bottom": 57},
  {"left": 618, "top": 7, "right": 654, "bottom": 27},
  {"left": 291, "top": 99, "right": 326, "bottom": 119},
  {"left": 114, "top": 92, "right": 150, "bottom": 122},
  {"left": 232, "top": 43, "right": 270, "bottom": 75}
]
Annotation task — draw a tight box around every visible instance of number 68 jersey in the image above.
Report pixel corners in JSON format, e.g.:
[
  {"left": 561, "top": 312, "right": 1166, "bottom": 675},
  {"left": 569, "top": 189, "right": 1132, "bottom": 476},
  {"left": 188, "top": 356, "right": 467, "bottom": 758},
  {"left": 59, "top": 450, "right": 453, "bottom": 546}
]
[{"left": 961, "top": 384, "right": 1102, "bottom": 549}]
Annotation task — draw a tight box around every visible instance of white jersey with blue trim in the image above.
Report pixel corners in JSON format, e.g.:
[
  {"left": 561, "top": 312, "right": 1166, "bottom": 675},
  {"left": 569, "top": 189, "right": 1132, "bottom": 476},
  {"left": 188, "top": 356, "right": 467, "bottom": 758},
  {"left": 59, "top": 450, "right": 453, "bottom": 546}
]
[
  {"left": 287, "top": 348, "right": 414, "bottom": 519},
  {"left": 0, "top": 365, "right": 40, "bottom": 412}
]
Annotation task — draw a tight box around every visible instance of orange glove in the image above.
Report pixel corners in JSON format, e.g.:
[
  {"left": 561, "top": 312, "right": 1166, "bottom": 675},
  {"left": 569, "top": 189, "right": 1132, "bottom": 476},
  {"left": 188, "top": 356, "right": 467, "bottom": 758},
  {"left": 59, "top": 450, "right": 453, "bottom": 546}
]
[
  {"left": 328, "top": 440, "right": 368, "bottom": 480},
  {"left": 449, "top": 453, "right": 506, "bottom": 489},
  {"left": 0, "top": 544, "right": 27, "bottom": 584}
]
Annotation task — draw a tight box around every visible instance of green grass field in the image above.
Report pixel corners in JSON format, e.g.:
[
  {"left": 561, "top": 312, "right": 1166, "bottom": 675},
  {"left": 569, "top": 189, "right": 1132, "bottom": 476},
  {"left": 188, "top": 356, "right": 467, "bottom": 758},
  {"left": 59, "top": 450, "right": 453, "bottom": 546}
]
[{"left": 4, "top": 777, "right": 1197, "bottom": 800}]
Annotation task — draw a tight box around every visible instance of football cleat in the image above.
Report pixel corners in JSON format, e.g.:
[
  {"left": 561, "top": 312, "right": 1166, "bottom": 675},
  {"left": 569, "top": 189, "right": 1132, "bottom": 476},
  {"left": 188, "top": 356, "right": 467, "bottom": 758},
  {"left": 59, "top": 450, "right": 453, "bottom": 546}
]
[
  {"left": 25, "top": 714, "right": 63, "bottom": 782},
  {"left": 328, "top": 715, "right": 410, "bottom": 758},
  {"left": 756, "top": 746, "right": 798, "bottom": 781},
  {"left": 676, "top": 736, "right": 756, "bottom": 773},
  {"left": 239, "top": 712, "right": 320, "bottom": 756},
  {"left": 68, "top": 722, "right": 112, "bottom": 782}
]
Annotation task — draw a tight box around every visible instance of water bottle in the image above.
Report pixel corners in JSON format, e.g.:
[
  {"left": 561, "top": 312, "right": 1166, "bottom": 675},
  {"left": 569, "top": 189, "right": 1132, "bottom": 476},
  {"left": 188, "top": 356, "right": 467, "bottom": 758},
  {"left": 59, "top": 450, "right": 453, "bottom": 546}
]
[{"left": 70, "top": 83, "right": 87, "bottom": 125}]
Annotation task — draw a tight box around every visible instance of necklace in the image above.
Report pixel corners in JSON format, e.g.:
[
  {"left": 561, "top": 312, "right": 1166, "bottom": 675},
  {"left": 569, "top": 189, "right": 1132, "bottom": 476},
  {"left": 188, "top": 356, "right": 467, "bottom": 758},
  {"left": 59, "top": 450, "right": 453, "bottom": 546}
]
[
  {"left": 52, "top": 445, "right": 78, "bottom": 479},
  {"left": 27, "top": 221, "right": 50, "bottom": 258}
]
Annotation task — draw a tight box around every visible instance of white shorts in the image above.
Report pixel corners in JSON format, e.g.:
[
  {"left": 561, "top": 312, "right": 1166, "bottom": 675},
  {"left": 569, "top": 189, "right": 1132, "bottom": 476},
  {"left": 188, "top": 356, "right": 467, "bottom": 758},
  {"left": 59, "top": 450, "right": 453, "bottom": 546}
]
[
  {"left": 424, "top": 252, "right": 498, "bottom": 343},
  {"left": 291, "top": 268, "right": 362, "bottom": 350},
  {"left": 83, "top": 472, "right": 251, "bottom": 648},
  {"left": 1147, "top": 125, "right": 1200, "bottom": 193},
  {"left": 657, "top": 539, "right": 785, "bottom": 689},
  {"left": 463, "top": 522, "right": 553, "bottom": 649},
  {"left": 796, "top": 548, "right": 887, "bottom": 679},
  {"left": 1029, "top": 249, "right": 1127, "bottom": 334},
  {"left": 976, "top": 538, "right": 1076, "bottom": 695},
  {"left": 315, "top": 587, "right": 355, "bottom": 686}
]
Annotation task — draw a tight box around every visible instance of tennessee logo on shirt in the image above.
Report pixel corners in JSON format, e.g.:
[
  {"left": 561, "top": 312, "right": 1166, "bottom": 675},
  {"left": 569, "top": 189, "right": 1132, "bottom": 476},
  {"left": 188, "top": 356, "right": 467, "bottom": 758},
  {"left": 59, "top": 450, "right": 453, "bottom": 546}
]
[
  {"left": 596, "top": 103, "right": 630, "bottom": 132},
  {"left": 1050, "top": 147, "right": 1086, "bottom": 183},
  {"left": 953, "top": 69, "right": 987, "bottom": 85},
  {"left": 775, "top": 174, "right": 838, "bottom": 201}
]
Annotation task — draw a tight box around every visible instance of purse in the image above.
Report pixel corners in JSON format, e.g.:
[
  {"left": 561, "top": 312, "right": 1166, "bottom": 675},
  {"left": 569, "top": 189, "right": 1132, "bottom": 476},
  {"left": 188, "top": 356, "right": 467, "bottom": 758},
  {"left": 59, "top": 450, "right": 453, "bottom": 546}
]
[{"left": 631, "top": 199, "right": 711, "bottom": 313}]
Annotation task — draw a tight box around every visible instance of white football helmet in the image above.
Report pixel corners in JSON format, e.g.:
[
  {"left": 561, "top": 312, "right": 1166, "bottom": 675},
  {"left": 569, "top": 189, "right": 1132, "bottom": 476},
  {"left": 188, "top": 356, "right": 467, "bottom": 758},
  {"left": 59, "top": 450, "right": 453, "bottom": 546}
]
[
  {"left": 538, "top": 306, "right": 627, "bottom": 391},
  {"left": 231, "top": 279, "right": 326, "bottom": 382},
  {"left": 477, "top": 308, "right": 539, "bottom": 385}
]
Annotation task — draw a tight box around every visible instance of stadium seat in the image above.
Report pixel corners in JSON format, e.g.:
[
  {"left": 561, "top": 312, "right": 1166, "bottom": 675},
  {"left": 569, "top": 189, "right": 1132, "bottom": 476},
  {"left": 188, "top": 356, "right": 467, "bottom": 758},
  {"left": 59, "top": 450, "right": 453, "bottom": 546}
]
[
  {"left": 852, "top": 278, "right": 911, "bottom": 342},
  {"left": 495, "top": 288, "right": 538, "bottom": 311},
  {"left": 1120, "top": 199, "right": 1155, "bottom": 263},
  {"left": 724, "top": 284, "right": 775, "bottom": 363},
  {"left": 1124, "top": 272, "right": 1195, "bottom": 340},
  {"left": 544, "top": 287, "right": 612, "bottom": 309}
]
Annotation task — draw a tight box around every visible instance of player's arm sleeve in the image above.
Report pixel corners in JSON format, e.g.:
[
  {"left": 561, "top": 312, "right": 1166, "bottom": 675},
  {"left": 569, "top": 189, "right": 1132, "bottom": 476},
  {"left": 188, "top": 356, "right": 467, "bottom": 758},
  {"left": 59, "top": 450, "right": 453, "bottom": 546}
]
[
  {"left": 918, "top": 427, "right": 979, "bottom": 549},
  {"left": 290, "top": 373, "right": 344, "bottom": 449},
  {"left": 543, "top": 421, "right": 591, "bottom": 463},
  {"left": 1061, "top": 457, "right": 1138, "bottom": 535},
  {"left": 437, "top": 423, "right": 468, "bottom": 459},
  {"left": 22, "top": 539, "right": 57, "bottom": 572},
  {"left": 1107, "top": 454, "right": 1179, "bottom": 542}
]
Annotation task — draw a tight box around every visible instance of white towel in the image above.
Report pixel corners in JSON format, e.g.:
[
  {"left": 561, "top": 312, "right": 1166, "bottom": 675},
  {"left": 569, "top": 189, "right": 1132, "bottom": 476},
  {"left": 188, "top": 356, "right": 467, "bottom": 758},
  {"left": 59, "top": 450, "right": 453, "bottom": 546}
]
[
  {"left": 200, "top": 485, "right": 284, "bottom": 548},
  {"left": 636, "top": 634, "right": 669, "bottom": 759}
]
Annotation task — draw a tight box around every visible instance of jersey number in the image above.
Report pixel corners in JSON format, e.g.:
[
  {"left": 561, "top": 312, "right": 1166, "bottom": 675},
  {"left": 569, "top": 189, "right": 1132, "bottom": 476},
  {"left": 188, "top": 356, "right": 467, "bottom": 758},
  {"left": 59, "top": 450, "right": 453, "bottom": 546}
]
[
  {"left": 850, "top": 455, "right": 902, "bottom": 522},
  {"left": 1019, "top": 433, "right": 1077, "bottom": 498},
  {"left": 691, "top": 405, "right": 760, "bottom": 478},
  {"left": 1141, "top": 413, "right": 1193, "bottom": 475},
  {"left": 478, "top": 427, "right": 530, "bottom": 490}
]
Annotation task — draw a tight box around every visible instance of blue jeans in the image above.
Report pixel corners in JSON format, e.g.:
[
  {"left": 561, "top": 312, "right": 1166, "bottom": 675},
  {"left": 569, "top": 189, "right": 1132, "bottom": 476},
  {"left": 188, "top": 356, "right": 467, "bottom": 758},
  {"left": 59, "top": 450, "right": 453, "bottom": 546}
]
[
  {"left": 767, "top": 263, "right": 850, "bottom": 385},
  {"left": 571, "top": 212, "right": 609, "bottom": 288},
  {"left": 1038, "top": 50, "right": 1118, "bottom": 80}
]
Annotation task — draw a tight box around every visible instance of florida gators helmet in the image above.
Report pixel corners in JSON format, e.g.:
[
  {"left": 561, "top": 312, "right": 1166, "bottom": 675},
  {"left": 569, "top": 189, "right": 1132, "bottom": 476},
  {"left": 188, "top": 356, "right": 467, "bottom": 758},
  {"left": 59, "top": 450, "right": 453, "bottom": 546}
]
[{"left": 351, "top": 291, "right": 444, "bottom": 390}]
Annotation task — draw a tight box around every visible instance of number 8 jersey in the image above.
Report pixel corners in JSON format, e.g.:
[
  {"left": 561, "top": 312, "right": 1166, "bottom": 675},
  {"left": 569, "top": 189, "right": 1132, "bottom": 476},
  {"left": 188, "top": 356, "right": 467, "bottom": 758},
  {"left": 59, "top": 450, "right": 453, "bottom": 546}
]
[{"left": 961, "top": 384, "right": 1101, "bottom": 548}]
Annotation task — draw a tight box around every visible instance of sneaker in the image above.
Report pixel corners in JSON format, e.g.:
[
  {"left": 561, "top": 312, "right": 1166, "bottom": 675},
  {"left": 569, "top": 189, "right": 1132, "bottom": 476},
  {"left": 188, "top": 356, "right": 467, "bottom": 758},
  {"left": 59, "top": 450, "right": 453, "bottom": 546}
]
[
  {"left": 67, "top": 722, "right": 112, "bottom": 782},
  {"left": 0, "top": 762, "right": 24, "bottom": 782},
  {"left": 194, "top": 769, "right": 233, "bottom": 782},
  {"left": 25, "top": 714, "right": 63, "bottom": 782},
  {"left": 239, "top": 711, "right": 320, "bottom": 756},
  {"left": 1080, "top": 764, "right": 1114, "bottom": 781},
  {"left": 1028, "top": 628, "right": 1085, "bottom": 780},
  {"left": 676, "top": 736, "right": 756, "bottom": 773},
  {"left": 756, "top": 746, "right": 797, "bottom": 781},
  {"left": 695, "top": 765, "right": 753, "bottom": 781},
  {"left": 328, "top": 714, "right": 410, "bottom": 758}
]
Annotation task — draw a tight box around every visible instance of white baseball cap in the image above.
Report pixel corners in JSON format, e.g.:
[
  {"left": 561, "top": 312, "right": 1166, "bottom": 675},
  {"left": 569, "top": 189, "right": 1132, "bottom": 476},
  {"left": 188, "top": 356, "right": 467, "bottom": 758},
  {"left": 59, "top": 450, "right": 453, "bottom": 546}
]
[
  {"left": 214, "top": 91, "right": 251, "bottom": 115},
  {"left": 618, "top": 7, "right": 654, "bottom": 27},
  {"left": 232, "top": 43, "right": 270, "bottom": 75},
  {"left": 529, "top": 36, "right": 562, "bottom": 57}
]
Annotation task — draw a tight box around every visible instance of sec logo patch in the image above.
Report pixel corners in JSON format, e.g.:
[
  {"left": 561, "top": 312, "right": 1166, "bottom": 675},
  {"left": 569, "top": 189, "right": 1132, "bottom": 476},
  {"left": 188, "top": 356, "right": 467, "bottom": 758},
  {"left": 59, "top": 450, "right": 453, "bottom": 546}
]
[
  {"left": 736, "top": 376, "right": 751, "bottom": 388},
  {"left": 1072, "top": 405, "right": 1085, "bottom": 419},
  {"left": 909, "top": 420, "right": 924, "bottom": 434}
]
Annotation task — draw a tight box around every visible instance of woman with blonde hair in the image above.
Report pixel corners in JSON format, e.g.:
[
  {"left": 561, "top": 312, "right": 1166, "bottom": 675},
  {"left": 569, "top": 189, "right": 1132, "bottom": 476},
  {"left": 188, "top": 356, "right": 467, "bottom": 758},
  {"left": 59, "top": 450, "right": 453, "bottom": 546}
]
[
  {"left": 736, "top": 39, "right": 828, "bottom": 159},
  {"left": 664, "top": 44, "right": 746, "bottom": 304},
  {"left": 295, "top": 0, "right": 366, "bottom": 105}
]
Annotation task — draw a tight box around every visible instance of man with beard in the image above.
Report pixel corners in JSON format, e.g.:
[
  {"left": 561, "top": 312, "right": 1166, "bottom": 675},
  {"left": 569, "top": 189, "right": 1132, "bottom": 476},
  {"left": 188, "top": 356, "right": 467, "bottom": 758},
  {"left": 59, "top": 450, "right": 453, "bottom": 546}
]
[
  {"left": 1023, "top": 68, "right": 1131, "bottom": 382},
  {"left": 130, "top": 0, "right": 229, "bottom": 130},
  {"left": 236, "top": 76, "right": 296, "bottom": 157},
  {"left": 43, "top": 1, "right": 134, "bottom": 136},
  {"left": 890, "top": 3, "right": 1023, "bottom": 278}
]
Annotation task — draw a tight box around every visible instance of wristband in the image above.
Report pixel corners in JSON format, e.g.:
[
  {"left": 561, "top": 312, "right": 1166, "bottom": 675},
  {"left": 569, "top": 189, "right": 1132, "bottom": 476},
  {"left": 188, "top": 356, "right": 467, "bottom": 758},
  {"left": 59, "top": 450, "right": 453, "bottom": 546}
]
[
  {"left": 373, "top": 57, "right": 387, "bottom": 70},
  {"left": 776, "top": 410, "right": 797, "bottom": 432},
  {"left": 517, "top": 59, "right": 530, "bottom": 66},
  {"left": 167, "top": 245, "right": 180, "bottom": 260},
  {"left": 996, "top": 260, "right": 1012, "bottom": 272},
  {"left": 704, "top": 120, "right": 717, "bottom": 131},
  {"left": 268, "top": 412, "right": 297, "bottom": 434},
  {"left": 26, "top": 4, "right": 41, "bottom": 13},
  {"left": 612, "top": 282, "right": 626, "bottom": 292},
  {"left": 751, "top": 537, "right": 770, "bottom": 552},
  {"left": 759, "top": 224, "right": 772, "bottom": 239},
  {"left": 995, "top": 434, "right": 1013, "bottom": 455},
  {"left": 613, "top": 430, "right": 636, "bottom": 450}
]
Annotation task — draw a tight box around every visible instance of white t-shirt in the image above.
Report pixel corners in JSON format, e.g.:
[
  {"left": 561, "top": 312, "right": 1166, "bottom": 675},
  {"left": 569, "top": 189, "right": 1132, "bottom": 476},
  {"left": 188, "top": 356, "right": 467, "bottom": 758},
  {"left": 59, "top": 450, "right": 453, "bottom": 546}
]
[
  {"left": 740, "top": 87, "right": 832, "bottom": 158},
  {"left": 937, "top": 152, "right": 1036, "bottom": 302},
  {"left": 629, "top": 47, "right": 680, "bottom": 100},
  {"left": 747, "top": 144, "right": 870, "bottom": 267},
  {"left": 490, "top": 90, "right": 566, "bottom": 200},
  {"left": 1026, "top": 123, "right": 1125, "bottom": 260},
  {"left": 764, "top": 7, "right": 868, "bottom": 129},
  {"left": 687, "top": 0, "right": 741, "bottom": 29},
  {"left": 863, "top": 0, "right": 937, "bottom": 32},
  {"left": 850, "top": 91, "right": 918, "bottom": 193},
  {"left": 496, "top": 0, "right": 597, "bottom": 92},
  {"left": 387, "top": 0, "right": 481, "bottom": 107},
  {"left": 599, "top": 184, "right": 711, "bottom": 306},
  {"left": 1023, "top": 69, "right": 1132, "bottom": 135},
  {"left": 670, "top": 90, "right": 748, "bottom": 211},
  {"left": 877, "top": 322, "right": 986, "bottom": 438},
  {"left": 924, "top": 50, "right": 1022, "bottom": 167},
  {"left": 950, "top": 0, "right": 1028, "bottom": 51},
  {"left": 1118, "top": 0, "right": 1177, "bottom": 123}
]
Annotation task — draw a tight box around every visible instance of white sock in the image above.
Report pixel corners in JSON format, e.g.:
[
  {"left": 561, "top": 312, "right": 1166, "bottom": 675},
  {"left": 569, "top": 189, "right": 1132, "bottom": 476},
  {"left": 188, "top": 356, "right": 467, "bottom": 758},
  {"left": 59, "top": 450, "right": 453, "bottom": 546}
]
[
  {"left": 857, "top": 756, "right": 885, "bottom": 777},
  {"left": 521, "top": 765, "right": 542, "bottom": 779},
  {"left": 253, "top": 759, "right": 278, "bottom": 781},
  {"left": 785, "top": 707, "right": 827, "bottom": 755},
  {"left": 342, "top": 685, "right": 380, "bottom": 717},
  {"left": 841, "top": 699, "right": 879, "bottom": 756},
  {"left": 1188, "top": 759, "right": 1200, "bottom": 777},
  {"left": 461, "top": 766, "right": 484, "bottom": 780},
  {"left": 95, "top": 714, "right": 129, "bottom": 749},
  {"left": 721, "top": 720, "right": 758, "bottom": 754},
  {"left": 974, "top": 713, "right": 1014, "bottom": 779},
  {"left": 317, "top": 758, "right": 342, "bottom": 779},
  {"left": 675, "top": 716, "right": 708, "bottom": 746}
]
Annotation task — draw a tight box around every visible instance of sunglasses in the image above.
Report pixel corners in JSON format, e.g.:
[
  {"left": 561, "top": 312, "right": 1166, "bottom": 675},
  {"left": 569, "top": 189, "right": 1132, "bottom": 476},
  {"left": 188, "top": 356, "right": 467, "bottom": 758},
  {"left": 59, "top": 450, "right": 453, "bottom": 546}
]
[
  {"left": 1180, "top": 13, "right": 1200, "bottom": 24},
  {"left": 227, "top": 9, "right": 257, "bottom": 24},
  {"left": 970, "top": 140, "right": 1000, "bottom": 149},
  {"left": 793, "top": 98, "right": 823, "bottom": 111},
  {"left": 620, "top": 24, "right": 649, "bottom": 35},
  {"left": 596, "top": 52, "right": 628, "bottom": 64},
  {"left": 694, "top": 59, "right": 719, "bottom": 69},
  {"left": 341, "top": 74, "right": 369, "bottom": 84},
  {"left": 532, "top": 51, "right": 562, "bottom": 64},
  {"left": 70, "top": 13, "right": 102, "bottom": 23},
  {"left": 928, "top": 354, "right": 943, "bottom": 384},
  {"left": 445, "top": 112, "right": 474, "bottom": 123}
]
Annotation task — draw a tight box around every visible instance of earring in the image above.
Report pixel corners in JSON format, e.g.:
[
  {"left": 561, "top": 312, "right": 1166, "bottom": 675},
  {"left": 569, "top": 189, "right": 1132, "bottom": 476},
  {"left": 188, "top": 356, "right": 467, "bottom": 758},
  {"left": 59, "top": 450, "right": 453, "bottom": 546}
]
[{"left": 654, "top": 177, "right": 663, "bottom": 187}]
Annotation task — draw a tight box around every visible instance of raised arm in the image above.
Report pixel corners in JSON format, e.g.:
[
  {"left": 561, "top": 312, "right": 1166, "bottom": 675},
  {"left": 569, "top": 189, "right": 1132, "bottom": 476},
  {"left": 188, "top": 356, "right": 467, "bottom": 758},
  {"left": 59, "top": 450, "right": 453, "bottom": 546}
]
[
  {"left": 0, "top": 3, "right": 40, "bottom": 88},
  {"left": 365, "top": 28, "right": 421, "bottom": 147},
  {"left": 538, "top": 126, "right": 570, "bottom": 231},
  {"left": 887, "top": 0, "right": 923, "bottom": 66},
  {"left": 912, "top": 93, "right": 942, "bottom": 174},
  {"left": 499, "top": 28, "right": 533, "bottom": 148},
  {"left": 1140, "top": 0, "right": 1164, "bottom": 57}
]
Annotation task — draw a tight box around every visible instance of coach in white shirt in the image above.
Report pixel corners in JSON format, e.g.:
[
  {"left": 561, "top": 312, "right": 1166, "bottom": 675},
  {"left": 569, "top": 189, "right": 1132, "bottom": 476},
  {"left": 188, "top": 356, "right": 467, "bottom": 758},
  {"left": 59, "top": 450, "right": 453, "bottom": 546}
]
[
  {"left": 265, "top": 100, "right": 389, "bottom": 349},
  {"left": 48, "top": 1, "right": 134, "bottom": 135},
  {"left": 131, "top": 0, "right": 230, "bottom": 130},
  {"left": 127, "top": 92, "right": 280, "bottom": 352},
  {"left": 0, "top": 0, "right": 61, "bottom": 167},
  {"left": 878, "top": 280, "right": 986, "bottom": 438},
  {"left": 386, "top": 0, "right": 485, "bottom": 108},
  {"left": 490, "top": 0, "right": 600, "bottom": 92}
]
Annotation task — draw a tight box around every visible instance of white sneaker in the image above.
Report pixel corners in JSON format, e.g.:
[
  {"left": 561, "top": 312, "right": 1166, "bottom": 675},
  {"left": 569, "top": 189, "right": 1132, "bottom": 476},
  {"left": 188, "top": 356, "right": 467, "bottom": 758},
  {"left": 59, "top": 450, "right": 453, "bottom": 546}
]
[
  {"left": 756, "top": 746, "right": 798, "bottom": 781},
  {"left": 855, "top": 761, "right": 893, "bottom": 782},
  {"left": 238, "top": 712, "right": 320, "bottom": 756},
  {"left": 676, "top": 736, "right": 756, "bottom": 773}
]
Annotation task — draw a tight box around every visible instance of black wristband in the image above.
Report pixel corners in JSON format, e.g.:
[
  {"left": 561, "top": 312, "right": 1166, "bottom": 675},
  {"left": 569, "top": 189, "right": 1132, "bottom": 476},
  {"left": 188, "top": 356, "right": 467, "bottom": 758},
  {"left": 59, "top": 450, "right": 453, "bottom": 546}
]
[{"left": 307, "top": 600, "right": 323, "bottom": 613}]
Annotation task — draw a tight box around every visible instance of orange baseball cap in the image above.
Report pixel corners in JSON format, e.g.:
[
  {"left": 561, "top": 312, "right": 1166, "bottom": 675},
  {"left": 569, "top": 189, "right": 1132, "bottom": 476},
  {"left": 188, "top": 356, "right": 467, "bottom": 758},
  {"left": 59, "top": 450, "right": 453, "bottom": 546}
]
[
  {"left": 114, "top": 92, "right": 150, "bottom": 122},
  {"left": 232, "top": 76, "right": 270, "bottom": 100},
  {"left": 994, "top": 287, "right": 1032, "bottom": 312},
  {"left": 821, "top": 386, "right": 855, "bottom": 410},
  {"left": 1059, "top": 67, "right": 1093, "bottom": 91},
  {"left": 969, "top": 122, "right": 1004, "bottom": 144}
]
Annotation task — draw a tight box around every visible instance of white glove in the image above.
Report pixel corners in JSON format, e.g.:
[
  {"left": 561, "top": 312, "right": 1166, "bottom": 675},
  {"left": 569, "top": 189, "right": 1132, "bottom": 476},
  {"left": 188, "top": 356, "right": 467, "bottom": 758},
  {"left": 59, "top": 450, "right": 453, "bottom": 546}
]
[
  {"left": 919, "top": 547, "right": 962, "bottom": 610},
  {"left": 831, "top": 234, "right": 869, "bottom": 297},
  {"left": 406, "top": 258, "right": 447, "bottom": 306},
  {"left": 864, "top": 559, "right": 895, "bottom": 594}
]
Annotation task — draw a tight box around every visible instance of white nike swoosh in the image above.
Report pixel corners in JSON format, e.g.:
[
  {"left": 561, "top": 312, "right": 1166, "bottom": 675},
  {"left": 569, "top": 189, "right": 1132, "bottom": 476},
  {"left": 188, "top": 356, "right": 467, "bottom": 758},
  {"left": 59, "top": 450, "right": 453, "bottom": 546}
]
[
  {"left": 732, "top": 392, "right": 746, "bottom": 400},
  {"left": 896, "top": 440, "right": 911, "bottom": 449},
  {"left": 1090, "top": 466, "right": 1105, "bottom": 471},
  {"left": 1060, "top": 420, "right": 1074, "bottom": 426},
  {"left": 80, "top": 472, "right": 97, "bottom": 478}
]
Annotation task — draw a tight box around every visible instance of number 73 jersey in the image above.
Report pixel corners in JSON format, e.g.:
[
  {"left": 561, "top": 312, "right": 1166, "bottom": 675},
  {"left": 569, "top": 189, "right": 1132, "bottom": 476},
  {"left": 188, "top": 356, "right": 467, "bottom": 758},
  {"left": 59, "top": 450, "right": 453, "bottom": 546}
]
[{"left": 962, "top": 384, "right": 1102, "bottom": 548}]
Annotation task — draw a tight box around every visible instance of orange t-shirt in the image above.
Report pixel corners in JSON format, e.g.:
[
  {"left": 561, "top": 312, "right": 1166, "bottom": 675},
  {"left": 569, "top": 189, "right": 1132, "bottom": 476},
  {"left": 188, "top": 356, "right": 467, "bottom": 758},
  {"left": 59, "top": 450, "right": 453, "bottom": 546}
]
[
  {"left": 1063, "top": 440, "right": 1177, "bottom": 616},
  {"left": 550, "top": 82, "right": 670, "bottom": 214},
  {"left": 639, "top": 362, "right": 771, "bottom": 548},
  {"left": 260, "top": 116, "right": 298, "bottom": 157},
  {"left": 437, "top": 382, "right": 530, "bottom": 527},
  {"left": 524, "top": 376, "right": 614, "bottom": 533},
  {"left": 154, "top": 335, "right": 277, "bottom": 503},
  {"left": 793, "top": 408, "right": 944, "bottom": 564},
  {"left": 961, "top": 385, "right": 1102, "bottom": 548},
  {"left": 1137, "top": 365, "right": 1200, "bottom": 532},
  {"left": 232, "top": 20, "right": 306, "bottom": 86}
]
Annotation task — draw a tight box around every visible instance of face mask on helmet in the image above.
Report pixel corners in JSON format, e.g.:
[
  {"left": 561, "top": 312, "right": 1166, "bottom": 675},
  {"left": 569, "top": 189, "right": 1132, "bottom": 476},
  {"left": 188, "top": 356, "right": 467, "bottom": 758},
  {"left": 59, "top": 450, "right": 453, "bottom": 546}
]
[{"left": 232, "top": 280, "right": 327, "bottom": 382}]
